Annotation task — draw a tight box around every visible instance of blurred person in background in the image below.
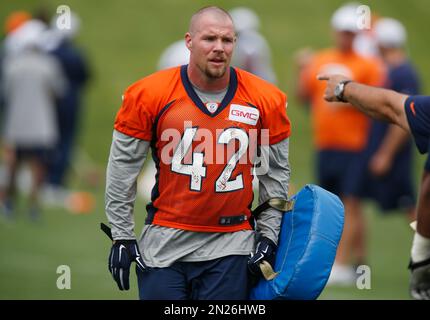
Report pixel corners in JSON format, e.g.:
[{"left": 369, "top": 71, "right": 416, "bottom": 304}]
[
  {"left": 352, "top": 10, "right": 380, "bottom": 58},
  {"left": 1, "top": 11, "right": 32, "bottom": 113},
  {"left": 41, "top": 11, "right": 90, "bottom": 201},
  {"left": 229, "top": 7, "right": 277, "bottom": 84},
  {"left": 157, "top": 39, "right": 189, "bottom": 70},
  {"left": 1, "top": 11, "right": 32, "bottom": 61},
  {"left": 0, "top": 11, "right": 32, "bottom": 212},
  {"left": 350, "top": 18, "right": 419, "bottom": 222},
  {"left": 1, "top": 11, "right": 32, "bottom": 56},
  {"left": 3, "top": 11, "right": 32, "bottom": 35},
  {"left": 296, "top": 3, "right": 385, "bottom": 285},
  {"left": 0, "top": 20, "right": 66, "bottom": 220}
]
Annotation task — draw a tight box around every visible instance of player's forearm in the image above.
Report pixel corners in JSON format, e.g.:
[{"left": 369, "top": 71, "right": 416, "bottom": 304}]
[
  {"left": 344, "top": 82, "right": 409, "bottom": 130},
  {"left": 257, "top": 138, "right": 290, "bottom": 244},
  {"left": 105, "top": 130, "right": 149, "bottom": 240},
  {"left": 256, "top": 208, "right": 283, "bottom": 245}
]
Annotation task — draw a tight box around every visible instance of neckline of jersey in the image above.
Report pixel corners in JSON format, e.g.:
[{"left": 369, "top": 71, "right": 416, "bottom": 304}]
[{"left": 180, "top": 64, "right": 238, "bottom": 118}]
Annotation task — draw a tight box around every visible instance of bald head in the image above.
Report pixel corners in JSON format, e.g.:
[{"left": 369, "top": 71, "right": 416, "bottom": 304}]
[
  {"left": 189, "top": 6, "right": 234, "bottom": 35},
  {"left": 185, "top": 6, "right": 236, "bottom": 89}
]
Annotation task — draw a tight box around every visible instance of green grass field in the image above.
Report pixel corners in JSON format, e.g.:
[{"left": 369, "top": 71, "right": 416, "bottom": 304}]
[{"left": 1, "top": 0, "right": 429, "bottom": 300}]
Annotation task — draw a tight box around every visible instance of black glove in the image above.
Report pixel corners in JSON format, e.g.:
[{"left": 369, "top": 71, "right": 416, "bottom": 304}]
[
  {"left": 108, "top": 239, "right": 149, "bottom": 290},
  {"left": 101, "top": 223, "right": 150, "bottom": 290},
  {"left": 248, "top": 236, "right": 277, "bottom": 278}
]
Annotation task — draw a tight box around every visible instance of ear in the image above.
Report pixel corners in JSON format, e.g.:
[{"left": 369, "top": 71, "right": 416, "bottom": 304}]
[{"left": 185, "top": 33, "right": 192, "bottom": 50}]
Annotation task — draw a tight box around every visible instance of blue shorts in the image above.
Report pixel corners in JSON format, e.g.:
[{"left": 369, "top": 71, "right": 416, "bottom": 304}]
[
  {"left": 355, "top": 161, "right": 416, "bottom": 212},
  {"left": 136, "top": 255, "right": 250, "bottom": 300},
  {"left": 405, "top": 95, "right": 430, "bottom": 154},
  {"left": 316, "top": 150, "right": 363, "bottom": 197}
]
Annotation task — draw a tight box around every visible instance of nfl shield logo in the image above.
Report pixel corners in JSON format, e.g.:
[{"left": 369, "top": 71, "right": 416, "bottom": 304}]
[{"left": 205, "top": 102, "right": 219, "bottom": 114}]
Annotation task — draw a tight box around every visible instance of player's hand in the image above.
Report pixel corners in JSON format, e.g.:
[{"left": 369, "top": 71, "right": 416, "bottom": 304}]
[
  {"left": 409, "top": 257, "right": 430, "bottom": 300},
  {"left": 317, "top": 74, "right": 351, "bottom": 102},
  {"left": 248, "top": 236, "right": 277, "bottom": 279},
  {"left": 369, "top": 151, "right": 392, "bottom": 177},
  {"left": 108, "top": 239, "right": 150, "bottom": 290}
]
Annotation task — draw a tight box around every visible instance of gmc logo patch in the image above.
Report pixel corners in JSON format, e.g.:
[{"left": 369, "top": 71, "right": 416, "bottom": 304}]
[{"left": 228, "top": 104, "right": 260, "bottom": 126}]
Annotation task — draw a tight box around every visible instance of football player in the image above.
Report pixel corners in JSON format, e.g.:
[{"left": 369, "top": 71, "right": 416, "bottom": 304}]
[{"left": 104, "top": 6, "right": 291, "bottom": 299}]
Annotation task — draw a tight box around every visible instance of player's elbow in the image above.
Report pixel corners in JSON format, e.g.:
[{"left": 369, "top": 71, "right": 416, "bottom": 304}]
[
  {"left": 384, "top": 92, "right": 409, "bottom": 130},
  {"left": 370, "top": 90, "right": 402, "bottom": 126}
]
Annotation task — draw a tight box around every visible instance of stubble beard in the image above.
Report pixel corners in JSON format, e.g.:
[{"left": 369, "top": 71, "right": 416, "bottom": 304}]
[
  {"left": 200, "top": 60, "right": 228, "bottom": 80},
  {"left": 206, "top": 65, "right": 226, "bottom": 79}
]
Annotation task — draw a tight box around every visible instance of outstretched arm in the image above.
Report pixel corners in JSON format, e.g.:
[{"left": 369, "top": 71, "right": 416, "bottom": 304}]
[{"left": 317, "top": 74, "right": 410, "bottom": 132}]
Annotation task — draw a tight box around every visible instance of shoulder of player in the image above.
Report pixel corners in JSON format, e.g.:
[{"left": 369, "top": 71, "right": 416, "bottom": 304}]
[
  {"left": 122, "top": 66, "right": 180, "bottom": 112},
  {"left": 235, "top": 68, "right": 286, "bottom": 105}
]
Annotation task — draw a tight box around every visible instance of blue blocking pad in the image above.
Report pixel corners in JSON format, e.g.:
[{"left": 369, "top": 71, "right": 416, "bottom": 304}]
[{"left": 250, "top": 184, "right": 344, "bottom": 300}]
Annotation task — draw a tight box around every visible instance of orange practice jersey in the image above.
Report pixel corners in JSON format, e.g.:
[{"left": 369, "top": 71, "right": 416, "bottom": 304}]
[
  {"left": 300, "top": 49, "right": 385, "bottom": 151},
  {"left": 114, "top": 66, "right": 291, "bottom": 232}
]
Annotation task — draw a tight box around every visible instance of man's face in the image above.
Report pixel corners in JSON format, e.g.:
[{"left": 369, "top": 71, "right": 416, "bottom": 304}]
[
  {"left": 186, "top": 15, "right": 236, "bottom": 79},
  {"left": 377, "top": 45, "right": 390, "bottom": 61},
  {"left": 334, "top": 30, "right": 356, "bottom": 52}
]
